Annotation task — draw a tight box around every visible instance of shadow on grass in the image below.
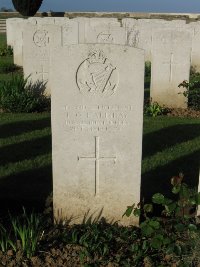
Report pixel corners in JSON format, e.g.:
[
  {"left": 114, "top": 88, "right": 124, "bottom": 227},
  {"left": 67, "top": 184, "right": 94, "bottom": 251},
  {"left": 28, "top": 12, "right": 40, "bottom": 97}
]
[
  {"left": 0, "top": 164, "right": 52, "bottom": 217},
  {"left": 0, "top": 135, "right": 51, "bottom": 165},
  {"left": 141, "top": 149, "right": 200, "bottom": 216},
  {"left": 0, "top": 116, "right": 51, "bottom": 139},
  {"left": 142, "top": 123, "right": 200, "bottom": 159}
]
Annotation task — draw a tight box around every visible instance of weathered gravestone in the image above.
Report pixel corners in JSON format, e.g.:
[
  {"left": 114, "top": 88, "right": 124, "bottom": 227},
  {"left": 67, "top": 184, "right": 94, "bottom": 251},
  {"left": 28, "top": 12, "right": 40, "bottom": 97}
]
[
  {"left": 6, "top": 18, "right": 24, "bottom": 47},
  {"left": 122, "top": 18, "right": 187, "bottom": 61},
  {"left": 189, "top": 22, "right": 200, "bottom": 73},
  {"left": 23, "top": 24, "right": 53, "bottom": 95},
  {"left": 23, "top": 23, "right": 79, "bottom": 95},
  {"left": 151, "top": 29, "right": 192, "bottom": 108},
  {"left": 13, "top": 20, "right": 26, "bottom": 66},
  {"left": 84, "top": 24, "right": 126, "bottom": 45},
  {"left": 50, "top": 44, "right": 144, "bottom": 225}
]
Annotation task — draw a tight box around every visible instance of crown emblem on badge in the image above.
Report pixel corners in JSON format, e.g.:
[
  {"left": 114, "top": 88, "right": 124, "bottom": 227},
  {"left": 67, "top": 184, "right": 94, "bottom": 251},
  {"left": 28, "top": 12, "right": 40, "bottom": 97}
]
[{"left": 88, "top": 50, "right": 106, "bottom": 64}]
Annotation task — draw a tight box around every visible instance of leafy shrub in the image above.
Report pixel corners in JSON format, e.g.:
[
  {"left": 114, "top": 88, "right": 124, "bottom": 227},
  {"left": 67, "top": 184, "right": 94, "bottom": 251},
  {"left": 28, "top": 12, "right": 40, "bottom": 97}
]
[
  {"left": 179, "top": 80, "right": 200, "bottom": 110},
  {"left": 0, "top": 61, "right": 20, "bottom": 73},
  {"left": 0, "top": 45, "right": 13, "bottom": 56},
  {"left": 0, "top": 74, "right": 50, "bottom": 113},
  {"left": 124, "top": 173, "right": 200, "bottom": 266},
  {"left": 144, "top": 100, "right": 168, "bottom": 117}
]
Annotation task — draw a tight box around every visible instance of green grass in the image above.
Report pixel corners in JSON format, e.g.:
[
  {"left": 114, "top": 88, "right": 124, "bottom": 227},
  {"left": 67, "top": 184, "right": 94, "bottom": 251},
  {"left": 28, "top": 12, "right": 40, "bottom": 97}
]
[
  {"left": 0, "top": 33, "right": 18, "bottom": 86},
  {"left": 0, "top": 113, "right": 199, "bottom": 216},
  {"left": 142, "top": 116, "right": 200, "bottom": 205},
  {"left": 0, "top": 113, "right": 52, "bottom": 215},
  {"left": 0, "top": 33, "right": 6, "bottom": 45}
]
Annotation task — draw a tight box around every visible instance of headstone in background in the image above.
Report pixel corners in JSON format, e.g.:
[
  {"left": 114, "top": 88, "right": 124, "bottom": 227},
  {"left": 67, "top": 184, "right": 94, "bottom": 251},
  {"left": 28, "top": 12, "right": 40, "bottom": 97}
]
[
  {"left": 13, "top": 20, "right": 26, "bottom": 66},
  {"left": 84, "top": 24, "right": 126, "bottom": 45},
  {"left": 6, "top": 18, "right": 24, "bottom": 47},
  {"left": 50, "top": 44, "right": 144, "bottom": 225},
  {"left": 122, "top": 18, "right": 187, "bottom": 61},
  {"left": 151, "top": 29, "right": 192, "bottom": 108},
  {"left": 190, "top": 22, "right": 200, "bottom": 73},
  {"left": 23, "top": 24, "right": 58, "bottom": 95}
]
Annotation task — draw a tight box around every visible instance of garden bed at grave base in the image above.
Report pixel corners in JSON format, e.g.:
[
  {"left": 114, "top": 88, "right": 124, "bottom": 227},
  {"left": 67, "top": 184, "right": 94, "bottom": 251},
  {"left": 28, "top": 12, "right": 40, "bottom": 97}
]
[
  {"left": 1, "top": 219, "right": 200, "bottom": 267},
  {"left": 166, "top": 108, "right": 200, "bottom": 118}
]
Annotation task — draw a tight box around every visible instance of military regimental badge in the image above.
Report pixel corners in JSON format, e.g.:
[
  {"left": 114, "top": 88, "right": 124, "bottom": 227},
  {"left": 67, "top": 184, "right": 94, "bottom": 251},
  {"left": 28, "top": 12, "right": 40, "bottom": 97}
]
[
  {"left": 76, "top": 49, "right": 119, "bottom": 97},
  {"left": 33, "top": 30, "right": 49, "bottom": 47}
]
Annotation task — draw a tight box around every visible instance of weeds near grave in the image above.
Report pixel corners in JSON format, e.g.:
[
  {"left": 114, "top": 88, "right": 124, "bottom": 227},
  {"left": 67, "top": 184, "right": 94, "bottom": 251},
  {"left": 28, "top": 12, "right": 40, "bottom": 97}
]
[
  {"left": 144, "top": 100, "right": 168, "bottom": 117},
  {"left": 10, "top": 208, "right": 44, "bottom": 258},
  {"left": 0, "top": 224, "right": 16, "bottom": 252},
  {"left": 179, "top": 79, "right": 200, "bottom": 110},
  {"left": 0, "top": 73, "right": 50, "bottom": 113},
  {"left": 62, "top": 221, "right": 139, "bottom": 266},
  {"left": 124, "top": 173, "right": 200, "bottom": 266},
  {"left": 0, "top": 209, "right": 43, "bottom": 258}
]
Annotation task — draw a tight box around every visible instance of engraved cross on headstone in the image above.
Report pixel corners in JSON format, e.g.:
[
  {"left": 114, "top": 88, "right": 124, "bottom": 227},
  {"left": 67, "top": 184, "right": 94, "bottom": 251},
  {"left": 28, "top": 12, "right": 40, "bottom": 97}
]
[
  {"left": 78, "top": 136, "right": 116, "bottom": 196},
  {"left": 36, "top": 65, "right": 48, "bottom": 81},
  {"left": 163, "top": 53, "right": 179, "bottom": 83}
]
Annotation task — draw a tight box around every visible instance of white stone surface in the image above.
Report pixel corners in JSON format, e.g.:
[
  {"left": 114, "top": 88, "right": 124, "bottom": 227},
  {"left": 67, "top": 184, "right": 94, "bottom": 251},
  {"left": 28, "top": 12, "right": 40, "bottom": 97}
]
[
  {"left": 122, "top": 18, "right": 188, "bottom": 61},
  {"left": 37, "top": 17, "right": 56, "bottom": 24},
  {"left": 50, "top": 44, "right": 144, "bottom": 225},
  {"left": 84, "top": 24, "right": 126, "bottom": 45},
  {"left": 23, "top": 24, "right": 59, "bottom": 95},
  {"left": 60, "top": 21, "right": 79, "bottom": 45},
  {"left": 13, "top": 20, "right": 26, "bottom": 66},
  {"left": 189, "top": 22, "right": 200, "bottom": 72},
  {"left": 89, "top": 17, "right": 120, "bottom": 27},
  {"left": 151, "top": 29, "right": 192, "bottom": 108},
  {"left": 54, "top": 17, "right": 70, "bottom": 25},
  {"left": 73, "top": 17, "right": 121, "bottom": 43},
  {"left": 6, "top": 18, "right": 24, "bottom": 47}
]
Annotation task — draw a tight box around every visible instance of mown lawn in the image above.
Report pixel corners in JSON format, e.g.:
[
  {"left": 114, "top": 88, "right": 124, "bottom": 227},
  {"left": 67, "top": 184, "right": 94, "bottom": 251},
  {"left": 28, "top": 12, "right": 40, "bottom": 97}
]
[
  {"left": 0, "top": 113, "right": 52, "bottom": 215},
  {"left": 0, "top": 113, "right": 199, "bottom": 216},
  {"left": 0, "top": 33, "right": 6, "bottom": 45}
]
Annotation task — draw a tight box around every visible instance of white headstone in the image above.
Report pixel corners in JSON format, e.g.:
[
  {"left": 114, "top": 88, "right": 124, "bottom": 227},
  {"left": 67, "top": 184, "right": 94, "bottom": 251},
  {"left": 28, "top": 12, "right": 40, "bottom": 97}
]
[
  {"left": 23, "top": 24, "right": 57, "bottom": 95},
  {"left": 6, "top": 18, "right": 24, "bottom": 47},
  {"left": 84, "top": 24, "right": 126, "bottom": 45},
  {"left": 190, "top": 22, "right": 200, "bottom": 72},
  {"left": 151, "top": 29, "right": 192, "bottom": 108},
  {"left": 13, "top": 20, "right": 26, "bottom": 66},
  {"left": 50, "top": 44, "right": 144, "bottom": 225},
  {"left": 23, "top": 22, "right": 79, "bottom": 94},
  {"left": 122, "top": 18, "right": 188, "bottom": 61}
]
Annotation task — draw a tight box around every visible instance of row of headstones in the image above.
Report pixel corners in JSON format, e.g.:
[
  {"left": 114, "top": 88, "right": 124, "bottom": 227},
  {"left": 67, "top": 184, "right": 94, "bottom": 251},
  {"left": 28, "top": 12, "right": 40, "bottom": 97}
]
[
  {"left": 7, "top": 17, "right": 199, "bottom": 108},
  {"left": 6, "top": 17, "right": 199, "bottom": 225}
]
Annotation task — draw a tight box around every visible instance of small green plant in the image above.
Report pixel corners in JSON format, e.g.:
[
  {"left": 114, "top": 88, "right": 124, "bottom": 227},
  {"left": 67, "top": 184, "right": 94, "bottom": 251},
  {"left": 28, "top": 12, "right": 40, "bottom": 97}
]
[
  {"left": 0, "top": 224, "right": 16, "bottom": 252},
  {"left": 10, "top": 209, "right": 43, "bottom": 258},
  {"left": 123, "top": 173, "right": 200, "bottom": 266},
  {"left": 0, "top": 209, "right": 43, "bottom": 258},
  {"left": 62, "top": 221, "right": 139, "bottom": 266},
  {"left": 144, "top": 100, "right": 168, "bottom": 117},
  {"left": 0, "top": 74, "right": 50, "bottom": 113},
  {"left": 179, "top": 79, "right": 200, "bottom": 110},
  {"left": 0, "top": 46, "right": 13, "bottom": 56}
]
